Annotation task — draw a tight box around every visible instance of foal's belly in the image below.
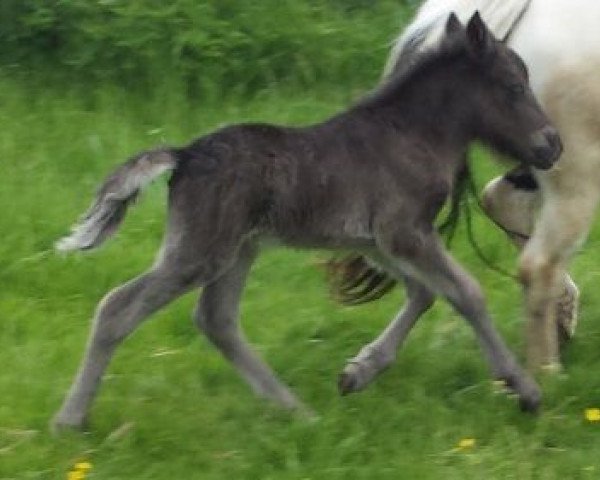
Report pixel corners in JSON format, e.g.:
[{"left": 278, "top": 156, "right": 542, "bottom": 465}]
[{"left": 269, "top": 212, "right": 377, "bottom": 251}]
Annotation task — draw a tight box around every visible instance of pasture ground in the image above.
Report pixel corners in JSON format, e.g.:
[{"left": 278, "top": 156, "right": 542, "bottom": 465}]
[{"left": 1, "top": 78, "right": 600, "bottom": 479}]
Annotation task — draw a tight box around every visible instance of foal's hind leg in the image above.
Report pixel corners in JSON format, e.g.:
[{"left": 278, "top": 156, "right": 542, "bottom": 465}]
[
  {"left": 339, "top": 273, "right": 434, "bottom": 395},
  {"left": 482, "top": 170, "right": 579, "bottom": 343},
  {"left": 376, "top": 229, "right": 540, "bottom": 411},
  {"left": 194, "top": 243, "right": 309, "bottom": 413},
  {"left": 52, "top": 256, "right": 221, "bottom": 431}
]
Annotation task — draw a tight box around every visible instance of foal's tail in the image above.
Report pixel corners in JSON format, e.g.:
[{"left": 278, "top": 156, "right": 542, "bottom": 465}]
[{"left": 56, "top": 149, "right": 178, "bottom": 252}]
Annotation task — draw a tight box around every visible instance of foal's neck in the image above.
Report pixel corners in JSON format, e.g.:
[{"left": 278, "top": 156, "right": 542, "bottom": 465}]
[{"left": 363, "top": 57, "right": 475, "bottom": 163}]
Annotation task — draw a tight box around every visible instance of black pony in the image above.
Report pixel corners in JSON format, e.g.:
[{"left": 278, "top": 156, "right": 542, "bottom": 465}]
[{"left": 53, "top": 13, "right": 561, "bottom": 430}]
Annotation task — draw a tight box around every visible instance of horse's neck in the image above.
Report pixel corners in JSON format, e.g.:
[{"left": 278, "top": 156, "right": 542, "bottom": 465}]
[
  {"left": 392, "top": 0, "right": 600, "bottom": 95},
  {"left": 509, "top": 0, "right": 600, "bottom": 94},
  {"left": 386, "top": 0, "right": 530, "bottom": 75}
]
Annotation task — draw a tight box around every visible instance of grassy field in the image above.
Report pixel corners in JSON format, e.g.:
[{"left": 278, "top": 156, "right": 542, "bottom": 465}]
[{"left": 1, "top": 75, "right": 600, "bottom": 480}]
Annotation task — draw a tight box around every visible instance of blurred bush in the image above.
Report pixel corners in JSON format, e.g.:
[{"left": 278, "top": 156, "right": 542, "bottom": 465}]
[{"left": 0, "top": 0, "right": 418, "bottom": 97}]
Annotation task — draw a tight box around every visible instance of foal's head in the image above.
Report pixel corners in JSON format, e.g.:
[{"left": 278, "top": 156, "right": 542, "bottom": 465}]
[{"left": 441, "top": 12, "right": 562, "bottom": 169}]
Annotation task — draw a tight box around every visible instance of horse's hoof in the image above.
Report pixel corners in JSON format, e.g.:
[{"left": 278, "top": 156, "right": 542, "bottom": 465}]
[
  {"left": 557, "top": 278, "right": 579, "bottom": 345},
  {"left": 540, "top": 362, "right": 563, "bottom": 375}
]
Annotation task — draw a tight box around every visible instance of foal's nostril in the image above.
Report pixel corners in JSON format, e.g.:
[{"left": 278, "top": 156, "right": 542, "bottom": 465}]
[
  {"left": 546, "top": 130, "right": 563, "bottom": 157},
  {"left": 531, "top": 126, "right": 562, "bottom": 168}
]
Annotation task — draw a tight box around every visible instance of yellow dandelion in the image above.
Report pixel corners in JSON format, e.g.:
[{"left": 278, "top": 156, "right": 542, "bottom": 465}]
[
  {"left": 585, "top": 408, "right": 600, "bottom": 423},
  {"left": 67, "top": 471, "right": 85, "bottom": 480},
  {"left": 74, "top": 462, "right": 93, "bottom": 472},
  {"left": 457, "top": 438, "right": 476, "bottom": 450}
]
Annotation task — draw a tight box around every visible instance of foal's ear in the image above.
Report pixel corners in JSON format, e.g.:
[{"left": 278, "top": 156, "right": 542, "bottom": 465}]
[
  {"left": 466, "top": 11, "right": 494, "bottom": 59},
  {"left": 445, "top": 12, "right": 462, "bottom": 35}
]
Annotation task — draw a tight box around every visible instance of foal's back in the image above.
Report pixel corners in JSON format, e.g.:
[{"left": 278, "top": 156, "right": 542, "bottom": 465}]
[{"left": 168, "top": 106, "right": 436, "bottom": 249}]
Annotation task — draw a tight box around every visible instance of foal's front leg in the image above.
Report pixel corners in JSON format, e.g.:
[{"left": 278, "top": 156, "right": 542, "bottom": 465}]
[
  {"left": 339, "top": 273, "right": 434, "bottom": 395},
  {"left": 376, "top": 229, "right": 541, "bottom": 411}
]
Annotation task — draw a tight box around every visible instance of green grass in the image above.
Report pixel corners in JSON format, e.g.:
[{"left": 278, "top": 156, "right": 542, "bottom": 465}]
[{"left": 1, "top": 76, "right": 600, "bottom": 480}]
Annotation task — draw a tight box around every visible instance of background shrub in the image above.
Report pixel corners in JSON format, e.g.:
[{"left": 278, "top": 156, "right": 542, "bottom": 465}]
[{"left": 0, "top": 0, "right": 419, "bottom": 97}]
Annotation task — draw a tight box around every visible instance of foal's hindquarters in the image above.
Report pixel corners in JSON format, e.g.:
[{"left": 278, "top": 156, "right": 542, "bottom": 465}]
[{"left": 52, "top": 153, "right": 311, "bottom": 430}]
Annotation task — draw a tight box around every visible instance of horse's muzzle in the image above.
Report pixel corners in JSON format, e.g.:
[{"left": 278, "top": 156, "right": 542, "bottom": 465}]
[{"left": 530, "top": 125, "right": 563, "bottom": 169}]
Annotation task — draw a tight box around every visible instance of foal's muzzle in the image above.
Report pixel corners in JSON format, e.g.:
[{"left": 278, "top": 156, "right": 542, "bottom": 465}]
[{"left": 530, "top": 125, "right": 563, "bottom": 169}]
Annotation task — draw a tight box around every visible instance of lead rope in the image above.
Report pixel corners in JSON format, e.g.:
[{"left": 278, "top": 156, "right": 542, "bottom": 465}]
[
  {"left": 502, "top": 0, "right": 533, "bottom": 43},
  {"left": 459, "top": 0, "right": 534, "bottom": 279},
  {"left": 463, "top": 171, "right": 523, "bottom": 280}
]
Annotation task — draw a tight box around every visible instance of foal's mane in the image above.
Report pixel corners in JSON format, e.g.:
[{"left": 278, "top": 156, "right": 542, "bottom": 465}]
[{"left": 357, "top": 34, "right": 467, "bottom": 109}]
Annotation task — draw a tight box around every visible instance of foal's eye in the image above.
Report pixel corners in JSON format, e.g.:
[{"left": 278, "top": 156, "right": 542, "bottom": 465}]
[{"left": 508, "top": 83, "right": 525, "bottom": 98}]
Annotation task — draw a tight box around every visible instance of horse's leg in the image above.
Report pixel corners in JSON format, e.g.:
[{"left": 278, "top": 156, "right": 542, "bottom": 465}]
[
  {"left": 194, "top": 243, "right": 309, "bottom": 413},
  {"left": 520, "top": 181, "right": 600, "bottom": 371},
  {"left": 338, "top": 274, "right": 434, "bottom": 394},
  {"left": 51, "top": 244, "right": 239, "bottom": 432},
  {"left": 482, "top": 170, "right": 579, "bottom": 342},
  {"left": 481, "top": 168, "right": 539, "bottom": 249},
  {"left": 377, "top": 230, "right": 540, "bottom": 411},
  {"left": 520, "top": 67, "right": 600, "bottom": 371}
]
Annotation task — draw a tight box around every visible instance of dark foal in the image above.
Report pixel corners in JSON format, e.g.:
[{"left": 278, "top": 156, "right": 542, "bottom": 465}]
[{"left": 53, "top": 13, "right": 562, "bottom": 430}]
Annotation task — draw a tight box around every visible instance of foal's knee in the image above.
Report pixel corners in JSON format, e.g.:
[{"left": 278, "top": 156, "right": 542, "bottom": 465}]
[
  {"left": 193, "top": 291, "right": 236, "bottom": 343},
  {"left": 193, "top": 301, "right": 212, "bottom": 334},
  {"left": 92, "top": 287, "right": 133, "bottom": 349},
  {"left": 414, "top": 288, "right": 435, "bottom": 311},
  {"left": 405, "top": 279, "right": 436, "bottom": 311},
  {"left": 376, "top": 226, "right": 425, "bottom": 261},
  {"left": 451, "top": 276, "right": 486, "bottom": 319}
]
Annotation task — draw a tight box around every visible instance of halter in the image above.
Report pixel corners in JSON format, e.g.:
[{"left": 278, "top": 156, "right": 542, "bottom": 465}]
[{"left": 502, "top": 0, "right": 533, "bottom": 43}]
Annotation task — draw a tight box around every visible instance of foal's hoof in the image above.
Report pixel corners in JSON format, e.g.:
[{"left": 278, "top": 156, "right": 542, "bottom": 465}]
[
  {"left": 498, "top": 375, "right": 542, "bottom": 414},
  {"left": 292, "top": 403, "right": 320, "bottom": 423},
  {"left": 50, "top": 413, "right": 87, "bottom": 435},
  {"left": 338, "top": 360, "right": 378, "bottom": 395},
  {"left": 518, "top": 389, "right": 542, "bottom": 414},
  {"left": 338, "top": 369, "right": 359, "bottom": 396},
  {"left": 338, "top": 348, "right": 393, "bottom": 395}
]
